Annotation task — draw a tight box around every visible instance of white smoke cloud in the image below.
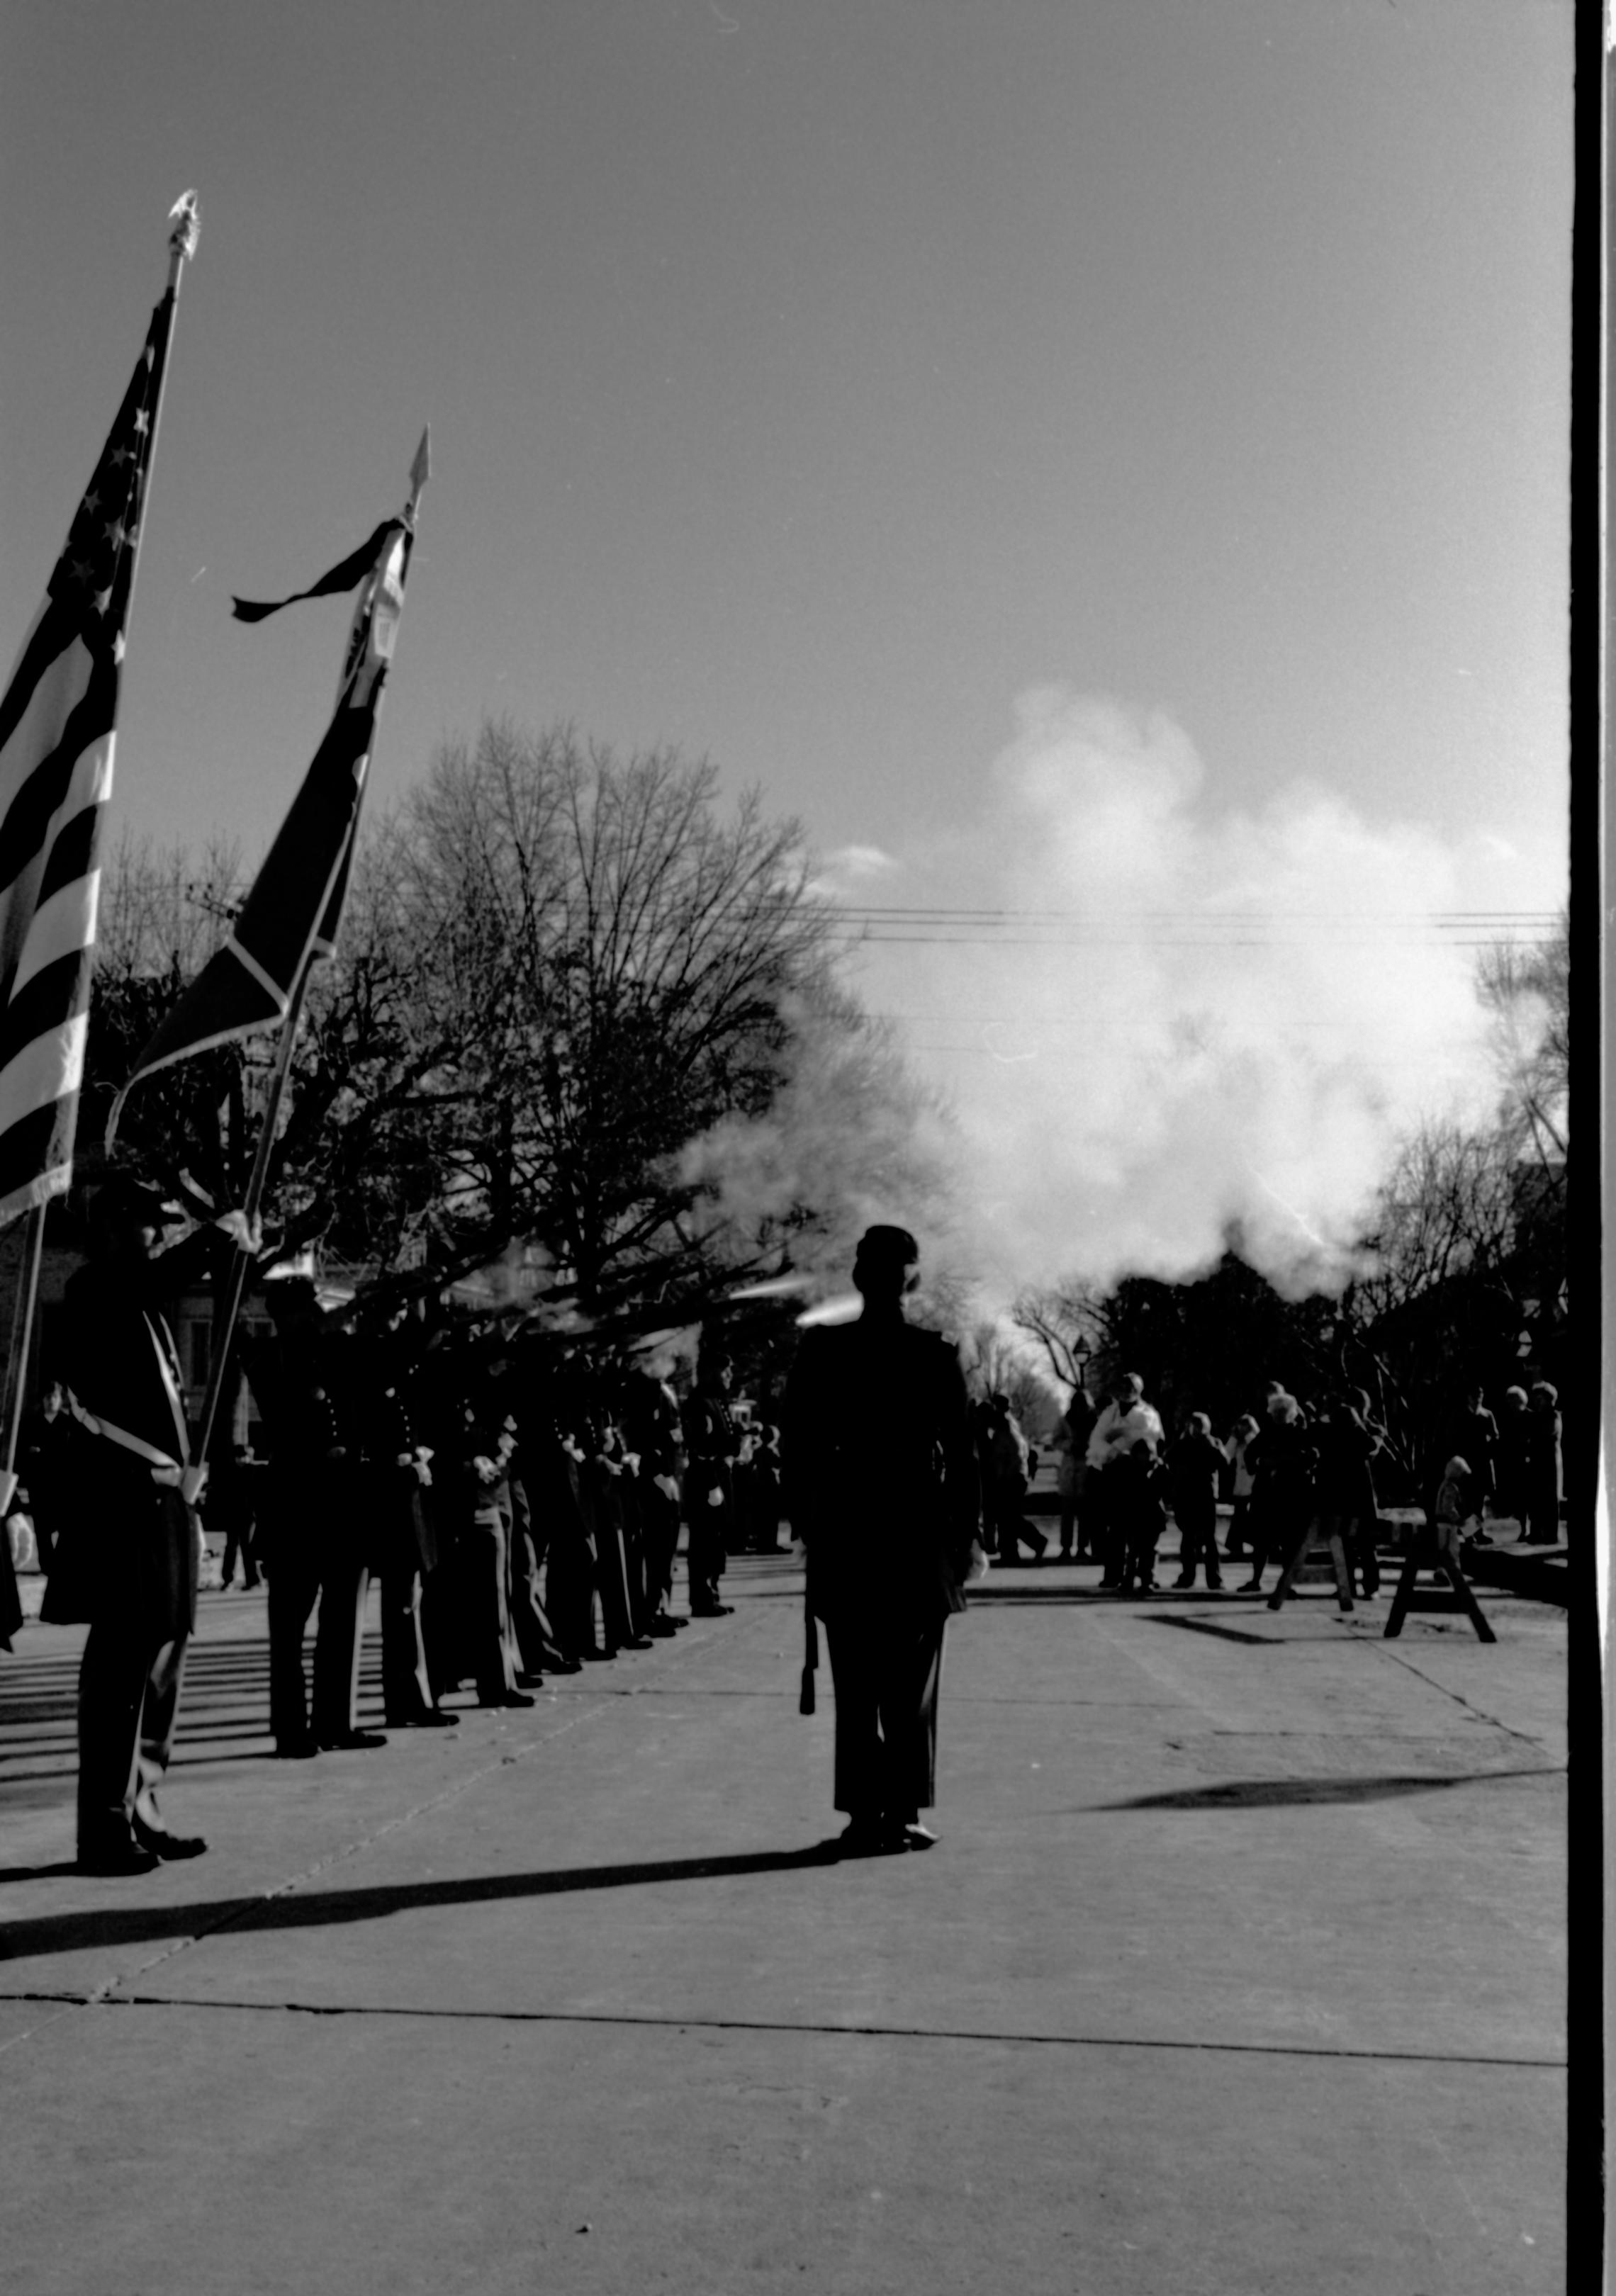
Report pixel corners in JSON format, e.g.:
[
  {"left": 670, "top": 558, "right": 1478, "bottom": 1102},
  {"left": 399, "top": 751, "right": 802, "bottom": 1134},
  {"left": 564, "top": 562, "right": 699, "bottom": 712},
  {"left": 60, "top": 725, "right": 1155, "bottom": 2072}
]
[{"left": 840, "top": 687, "right": 1503, "bottom": 1305}]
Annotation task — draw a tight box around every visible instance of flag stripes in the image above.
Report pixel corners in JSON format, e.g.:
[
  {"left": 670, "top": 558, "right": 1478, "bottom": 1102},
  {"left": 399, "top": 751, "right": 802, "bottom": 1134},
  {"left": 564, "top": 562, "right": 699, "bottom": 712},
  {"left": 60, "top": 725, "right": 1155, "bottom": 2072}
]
[{"left": 0, "top": 287, "right": 177, "bottom": 1223}]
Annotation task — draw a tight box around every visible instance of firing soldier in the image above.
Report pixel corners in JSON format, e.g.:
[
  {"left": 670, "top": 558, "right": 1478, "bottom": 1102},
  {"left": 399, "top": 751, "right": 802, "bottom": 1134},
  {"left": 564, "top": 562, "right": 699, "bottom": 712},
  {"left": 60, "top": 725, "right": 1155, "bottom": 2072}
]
[
  {"left": 619, "top": 1357, "right": 687, "bottom": 1636},
  {"left": 783, "top": 1225, "right": 980, "bottom": 1854},
  {"left": 56, "top": 1176, "right": 253, "bottom": 1872},
  {"left": 682, "top": 1349, "right": 739, "bottom": 1616}
]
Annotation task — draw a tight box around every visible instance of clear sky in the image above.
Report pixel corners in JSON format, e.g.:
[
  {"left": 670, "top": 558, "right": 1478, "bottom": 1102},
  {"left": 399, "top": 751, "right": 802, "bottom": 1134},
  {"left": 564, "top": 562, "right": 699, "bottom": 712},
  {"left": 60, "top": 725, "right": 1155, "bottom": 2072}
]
[{"left": 1, "top": 0, "right": 1575, "bottom": 1291}]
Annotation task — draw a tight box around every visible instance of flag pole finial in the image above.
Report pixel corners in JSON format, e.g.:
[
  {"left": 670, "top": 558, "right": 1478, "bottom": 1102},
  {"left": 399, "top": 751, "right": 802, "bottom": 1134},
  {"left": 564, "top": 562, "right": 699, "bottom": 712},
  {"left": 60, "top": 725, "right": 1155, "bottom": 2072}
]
[
  {"left": 407, "top": 427, "right": 431, "bottom": 526},
  {"left": 167, "top": 191, "right": 201, "bottom": 269}
]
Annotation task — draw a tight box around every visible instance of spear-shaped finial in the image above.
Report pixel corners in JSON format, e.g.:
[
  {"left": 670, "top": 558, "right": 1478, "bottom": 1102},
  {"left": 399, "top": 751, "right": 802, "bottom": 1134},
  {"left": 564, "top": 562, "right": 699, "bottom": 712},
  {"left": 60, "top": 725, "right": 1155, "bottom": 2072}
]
[{"left": 406, "top": 426, "right": 431, "bottom": 526}]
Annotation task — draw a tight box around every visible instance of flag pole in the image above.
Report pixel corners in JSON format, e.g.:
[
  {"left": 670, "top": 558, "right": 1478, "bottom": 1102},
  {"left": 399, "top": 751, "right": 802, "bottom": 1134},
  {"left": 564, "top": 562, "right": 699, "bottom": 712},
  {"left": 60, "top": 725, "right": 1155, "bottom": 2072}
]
[
  {"left": 188, "top": 955, "right": 311, "bottom": 1485},
  {"left": 0, "top": 194, "right": 202, "bottom": 1521},
  {"left": 187, "top": 431, "right": 430, "bottom": 1489}
]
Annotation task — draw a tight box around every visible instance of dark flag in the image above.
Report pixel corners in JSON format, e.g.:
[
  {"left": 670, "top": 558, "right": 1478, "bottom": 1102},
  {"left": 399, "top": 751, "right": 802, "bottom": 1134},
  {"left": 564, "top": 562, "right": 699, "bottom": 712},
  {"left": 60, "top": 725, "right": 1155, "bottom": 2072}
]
[
  {"left": 0, "top": 200, "right": 198, "bottom": 1223},
  {"left": 108, "top": 433, "right": 428, "bottom": 1129}
]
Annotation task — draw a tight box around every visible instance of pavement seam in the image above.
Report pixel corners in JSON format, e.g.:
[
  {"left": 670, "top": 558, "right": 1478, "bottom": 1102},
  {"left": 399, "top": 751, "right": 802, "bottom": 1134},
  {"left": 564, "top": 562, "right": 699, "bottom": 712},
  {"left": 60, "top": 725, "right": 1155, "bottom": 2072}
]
[
  {"left": 1364, "top": 1640, "right": 1554, "bottom": 1750},
  {"left": 9, "top": 1987, "right": 1567, "bottom": 2071},
  {"left": 24, "top": 1616, "right": 733, "bottom": 2024}
]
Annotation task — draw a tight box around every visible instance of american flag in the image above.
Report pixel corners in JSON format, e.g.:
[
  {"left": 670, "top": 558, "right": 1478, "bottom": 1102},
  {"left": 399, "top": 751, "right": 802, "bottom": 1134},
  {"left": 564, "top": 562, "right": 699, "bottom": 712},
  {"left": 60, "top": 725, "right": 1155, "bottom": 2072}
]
[{"left": 0, "top": 279, "right": 182, "bottom": 1222}]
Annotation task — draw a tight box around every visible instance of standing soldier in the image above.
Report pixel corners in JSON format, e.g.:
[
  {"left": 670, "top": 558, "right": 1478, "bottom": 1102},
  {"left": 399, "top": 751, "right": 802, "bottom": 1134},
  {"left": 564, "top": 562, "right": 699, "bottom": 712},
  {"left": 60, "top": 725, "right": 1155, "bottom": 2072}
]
[
  {"left": 620, "top": 1357, "right": 688, "bottom": 1635},
  {"left": 683, "top": 1351, "right": 739, "bottom": 1617},
  {"left": 783, "top": 1225, "right": 980, "bottom": 1854},
  {"left": 353, "top": 1295, "right": 456, "bottom": 1731},
  {"left": 245, "top": 1277, "right": 384, "bottom": 1757},
  {"left": 55, "top": 1177, "right": 251, "bottom": 1872}
]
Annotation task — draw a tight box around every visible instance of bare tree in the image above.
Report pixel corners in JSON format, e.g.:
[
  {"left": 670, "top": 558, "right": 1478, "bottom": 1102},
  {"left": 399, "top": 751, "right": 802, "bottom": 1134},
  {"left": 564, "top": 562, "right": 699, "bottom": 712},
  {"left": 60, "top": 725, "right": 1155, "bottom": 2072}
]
[
  {"left": 1476, "top": 908, "right": 1569, "bottom": 1172},
  {"left": 384, "top": 721, "right": 842, "bottom": 1305}
]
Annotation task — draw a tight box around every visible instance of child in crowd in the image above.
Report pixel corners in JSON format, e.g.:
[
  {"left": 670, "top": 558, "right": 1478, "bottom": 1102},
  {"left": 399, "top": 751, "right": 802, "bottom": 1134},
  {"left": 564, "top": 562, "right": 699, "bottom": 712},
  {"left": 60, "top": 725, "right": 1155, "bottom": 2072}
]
[
  {"left": 1223, "top": 1414, "right": 1259, "bottom": 1559},
  {"left": 1432, "top": 1456, "right": 1477, "bottom": 1564},
  {"left": 1169, "top": 1412, "right": 1225, "bottom": 1589},
  {"left": 1113, "top": 1440, "right": 1168, "bottom": 1594}
]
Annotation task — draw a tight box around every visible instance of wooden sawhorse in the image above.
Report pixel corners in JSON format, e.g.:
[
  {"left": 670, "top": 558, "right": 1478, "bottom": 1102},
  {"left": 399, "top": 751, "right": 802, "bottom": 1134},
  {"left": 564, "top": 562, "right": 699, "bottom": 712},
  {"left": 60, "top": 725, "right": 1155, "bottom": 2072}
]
[
  {"left": 1266, "top": 1520, "right": 1355, "bottom": 1614},
  {"left": 1383, "top": 1538, "right": 1496, "bottom": 1642}
]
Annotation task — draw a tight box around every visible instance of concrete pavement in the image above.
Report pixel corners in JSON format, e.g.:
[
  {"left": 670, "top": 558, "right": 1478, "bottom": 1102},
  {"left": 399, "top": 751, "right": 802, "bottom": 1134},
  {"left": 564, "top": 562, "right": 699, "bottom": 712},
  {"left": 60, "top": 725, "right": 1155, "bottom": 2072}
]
[{"left": 0, "top": 1550, "right": 1566, "bottom": 2294}]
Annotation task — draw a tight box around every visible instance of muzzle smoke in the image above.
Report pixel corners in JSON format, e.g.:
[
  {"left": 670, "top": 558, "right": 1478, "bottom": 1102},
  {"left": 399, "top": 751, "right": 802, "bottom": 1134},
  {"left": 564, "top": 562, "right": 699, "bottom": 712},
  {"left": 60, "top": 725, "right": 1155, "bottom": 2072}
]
[{"left": 819, "top": 688, "right": 1499, "bottom": 1305}]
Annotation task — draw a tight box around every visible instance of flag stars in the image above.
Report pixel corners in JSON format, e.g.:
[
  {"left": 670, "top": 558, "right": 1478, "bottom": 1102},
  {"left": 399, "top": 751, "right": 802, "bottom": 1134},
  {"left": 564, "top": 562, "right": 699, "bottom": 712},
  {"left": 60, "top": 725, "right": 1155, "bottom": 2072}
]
[
  {"left": 133, "top": 408, "right": 150, "bottom": 436},
  {"left": 113, "top": 633, "right": 127, "bottom": 665},
  {"left": 93, "top": 587, "right": 113, "bottom": 618},
  {"left": 82, "top": 489, "right": 101, "bottom": 517},
  {"left": 111, "top": 444, "right": 132, "bottom": 468},
  {"left": 103, "top": 519, "right": 127, "bottom": 551}
]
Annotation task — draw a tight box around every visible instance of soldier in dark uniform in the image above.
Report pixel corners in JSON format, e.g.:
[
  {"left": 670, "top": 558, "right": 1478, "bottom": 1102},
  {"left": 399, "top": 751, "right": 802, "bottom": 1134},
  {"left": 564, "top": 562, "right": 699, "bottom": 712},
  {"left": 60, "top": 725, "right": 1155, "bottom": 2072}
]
[
  {"left": 245, "top": 1277, "right": 385, "bottom": 1756},
  {"left": 351, "top": 1295, "right": 456, "bottom": 1730},
  {"left": 55, "top": 1176, "right": 249, "bottom": 1872},
  {"left": 619, "top": 1359, "right": 687, "bottom": 1636},
  {"left": 433, "top": 1357, "right": 534, "bottom": 1709},
  {"left": 683, "top": 1351, "right": 739, "bottom": 1616},
  {"left": 783, "top": 1225, "right": 980, "bottom": 1854}
]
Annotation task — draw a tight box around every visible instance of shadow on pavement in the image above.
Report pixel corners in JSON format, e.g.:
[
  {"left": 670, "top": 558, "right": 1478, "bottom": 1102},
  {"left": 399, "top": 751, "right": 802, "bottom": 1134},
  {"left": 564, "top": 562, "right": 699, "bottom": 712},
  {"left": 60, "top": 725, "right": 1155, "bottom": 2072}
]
[
  {"left": 1093, "top": 1765, "right": 1564, "bottom": 1813},
  {"left": 1147, "top": 1614, "right": 1286, "bottom": 1647},
  {"left": 0, "top": 1841, "right": 852, "bottom": 1962}
]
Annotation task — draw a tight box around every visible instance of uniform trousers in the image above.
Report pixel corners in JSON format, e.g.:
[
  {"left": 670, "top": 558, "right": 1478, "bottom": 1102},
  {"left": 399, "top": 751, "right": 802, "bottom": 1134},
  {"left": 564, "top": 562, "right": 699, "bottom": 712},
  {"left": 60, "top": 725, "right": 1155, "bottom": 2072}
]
[
  {"left": 74, "top": 1478, "right": 195, "bottom": 1854},
  {"left": 461, "top": 1504, "right": 518, "bottom": 1704},
  {"left": 592, "top": 1482, "right": 636, "bottom": 1650},
  {"left": 824, "top": 1606, "right": 947, "bottom": 1821},
  {"left": 78, "top": 1624, "right": 189, "bottom": 1851},
  {"left": 685, "top": 1479, "right": 729, "bottom": 1609},
  {"left": 638, "top": 1477, "right": 681, "bottom": 1613},
  {"left": 265, "top": 1469, "right": 371, "bottom": 1743},
  {"left": 505, "top": 1483, "right": 566, "bottom": 1677}
]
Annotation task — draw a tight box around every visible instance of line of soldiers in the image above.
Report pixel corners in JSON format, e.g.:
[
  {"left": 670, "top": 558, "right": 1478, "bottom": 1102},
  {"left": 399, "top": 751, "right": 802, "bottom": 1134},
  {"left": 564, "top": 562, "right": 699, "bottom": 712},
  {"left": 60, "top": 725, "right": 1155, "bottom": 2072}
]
[{"left": 24, "top": 1175, "right": 775, "bottom": 1873}]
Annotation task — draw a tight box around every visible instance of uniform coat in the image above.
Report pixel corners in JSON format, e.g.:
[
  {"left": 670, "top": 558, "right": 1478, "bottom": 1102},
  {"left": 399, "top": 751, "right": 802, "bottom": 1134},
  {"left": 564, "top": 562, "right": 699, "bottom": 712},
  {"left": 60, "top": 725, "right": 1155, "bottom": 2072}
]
[{"left": 784, "top": 1315, "right": 978, "bottom": 1823}]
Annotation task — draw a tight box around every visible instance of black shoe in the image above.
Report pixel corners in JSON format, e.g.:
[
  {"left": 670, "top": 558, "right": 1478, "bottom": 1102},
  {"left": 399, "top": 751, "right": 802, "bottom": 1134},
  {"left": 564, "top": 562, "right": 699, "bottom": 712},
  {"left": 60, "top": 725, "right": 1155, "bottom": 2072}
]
[
  {"left": 78, "top": 1838, "right": 159, "bottom": 1876},
  {"left": 836, "top": 1816, "right": 890, "bottom": 1857},
  {"left": 1266, "top": 1593, "right": 1284, "bottom": 1610},
  {"left": 1238, "top": 1578, "right": 1264, "bottom": 1594},
  {"left": 1207, "top": 1577, "right": 1224, "bottom": 1591},
  {"left": 620, "top": 1636, "right": 655, "bottom": 1651},
  {"left": 515, "top": 1671, "right": 546, "bottom": 1688},
  {"left": 690, "top": 1602, "right": 734, "bottom": 1617},
  {"left": 315, "top": 1729, "right": 389, "bottom": 1750},
  {"left": 483, "top": 1690, "right": 536, "bottom": 1709},
  {"left": 276, "top": 1733, "right": 320, "bottom": 1759},
  {"left": 133, "top": 1820, "right": 208, "bottom": 1861},
  {"left": 646, "top": 1616, "right": 680, "bottom": 1638},
  {"left": 393, "top": 1708, "right": 459, "bottom": 1728},
  {"left": 1173, "top": 1573, "right": 1195, "bottom": 1589}
]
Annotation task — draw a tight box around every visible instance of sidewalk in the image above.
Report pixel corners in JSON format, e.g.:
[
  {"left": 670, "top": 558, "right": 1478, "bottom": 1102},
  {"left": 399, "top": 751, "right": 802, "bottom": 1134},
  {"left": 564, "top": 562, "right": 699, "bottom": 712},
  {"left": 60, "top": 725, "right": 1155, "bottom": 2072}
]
[{"left": 0, "top": 1551, "right": 1566, "bottom": 2295}]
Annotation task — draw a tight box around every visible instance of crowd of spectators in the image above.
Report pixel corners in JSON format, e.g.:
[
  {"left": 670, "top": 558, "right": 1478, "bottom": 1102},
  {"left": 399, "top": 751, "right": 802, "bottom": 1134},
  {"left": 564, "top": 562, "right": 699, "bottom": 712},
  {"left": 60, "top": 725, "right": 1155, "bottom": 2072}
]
[{"left": 983, "top": 1366, "right": 1566, "bottom": 1599}]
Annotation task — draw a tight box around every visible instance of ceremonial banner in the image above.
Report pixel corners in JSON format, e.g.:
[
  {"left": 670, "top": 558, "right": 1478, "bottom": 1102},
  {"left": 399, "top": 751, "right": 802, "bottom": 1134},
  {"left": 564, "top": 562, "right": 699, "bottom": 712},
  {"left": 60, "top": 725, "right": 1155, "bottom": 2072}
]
[
  {"left": 0, "top": 201, "right": 198, "bottom": 1223},
  {"left": 110, "top": 433, "right": 427, "bottom": 1124}
]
